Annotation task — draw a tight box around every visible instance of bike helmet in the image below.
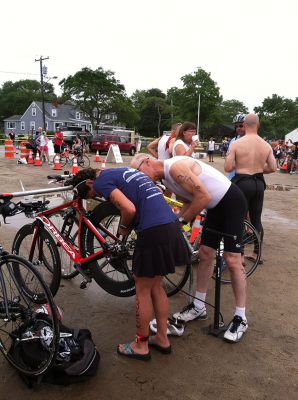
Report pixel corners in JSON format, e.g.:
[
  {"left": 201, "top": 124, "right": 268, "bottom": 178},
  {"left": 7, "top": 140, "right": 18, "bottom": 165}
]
[{"left": 232, "top": 113, "right": 246, "bottom": 124}]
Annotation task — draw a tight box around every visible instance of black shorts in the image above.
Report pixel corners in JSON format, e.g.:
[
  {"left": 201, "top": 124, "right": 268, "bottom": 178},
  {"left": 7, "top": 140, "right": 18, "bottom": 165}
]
[
  {"left": 54, "top": 144, "right": 62, "bottom": 154},
  {"left": 208, "top": 150, "right": 214, "bottom": 155},
  {"left": 200, "top": 184, "right": 247, "bottom": 253},
  {"left": 132, "top": 221, "right": 190, "bottom": 278}
]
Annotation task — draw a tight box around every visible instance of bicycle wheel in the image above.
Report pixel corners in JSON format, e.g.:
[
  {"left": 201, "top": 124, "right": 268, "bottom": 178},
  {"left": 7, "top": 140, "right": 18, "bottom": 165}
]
[
  {"left": 80, "top": 202, "right": 136, "bottom": 297},
  {"left": 12, "top": 224, "right": 61, "bottom": 296},
  {"left": 213, "top": 220, "right": 261, "bottom": 284},
  {"left": 0, "top": 254, "right": 59, "bottom": 376},
  {"left": 48, "top": 211, "right": 79, "bottom": 280},
  {"left": 81, "top": 202, "right": 191, "bottom": 298},
  {"left": 163, "top": 263, "right": 191, "bottom": 297},
  {"left": 75, "top": 154, "right": 90, "bottom": 168}
]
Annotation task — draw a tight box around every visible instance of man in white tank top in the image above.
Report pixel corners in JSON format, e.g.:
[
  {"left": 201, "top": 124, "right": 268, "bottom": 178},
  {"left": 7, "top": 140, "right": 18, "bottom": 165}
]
[{"left": 131, "top": 154, "right": 249, "bottom": 343}]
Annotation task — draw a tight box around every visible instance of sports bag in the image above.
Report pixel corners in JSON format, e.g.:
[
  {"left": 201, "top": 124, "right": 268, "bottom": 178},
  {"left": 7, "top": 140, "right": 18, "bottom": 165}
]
[{"left": 9, "top": 315, "right": 100, "bottom": 387}]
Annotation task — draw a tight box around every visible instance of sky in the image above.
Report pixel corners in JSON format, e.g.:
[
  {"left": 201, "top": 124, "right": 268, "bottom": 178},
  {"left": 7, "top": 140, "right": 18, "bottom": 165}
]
[{"left": 1, "top": 0, "right": 297, "bottom": 112}]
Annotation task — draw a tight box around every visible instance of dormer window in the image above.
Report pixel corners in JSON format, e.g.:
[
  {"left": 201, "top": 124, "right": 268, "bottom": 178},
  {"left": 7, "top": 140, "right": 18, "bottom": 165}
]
[
  {"left": 76, "top": 112, "right": 81, "bottom": 120},
  {"left": 52, "top": 109, "right": 57, "bottom": 117},
  {"left": 32, "top": 108, "right": 36, "bottom": 116}
]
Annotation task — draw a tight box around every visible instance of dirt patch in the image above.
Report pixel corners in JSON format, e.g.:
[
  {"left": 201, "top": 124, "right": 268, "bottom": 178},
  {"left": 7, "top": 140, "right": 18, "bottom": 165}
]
[{"left": 0, "top": 156, "right": 298, "bottom": 400}]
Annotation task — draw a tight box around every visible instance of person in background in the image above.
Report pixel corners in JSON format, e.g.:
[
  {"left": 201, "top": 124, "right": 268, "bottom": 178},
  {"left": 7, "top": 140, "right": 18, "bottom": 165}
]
[
  {"left": 36, "top": 131, "right": 51, "bottom": 165},
  {"left": 289, "top": 142, "right": 298, "bottom": 174},
  {"left": 172, "top": 122, "right": 199, "bottom": 158},
  {"left": 70, "top": 167, "right": 190, "bottom": 360},
  {"left": 274, "top": 140, "right": 283, "bottom": 169},
  {"left": 8, "top": 130, "right": 15, "bottom": 144},
  {"left": 224, "top": 113, "right": 277, "bottom": 263},
  {"left": 72, "top": 134, "right": 82, "bottom": 153},
  {"left": 54, "top": 127, "right": 64, "bottom": 156},
  {"left": 207, "top": 137, "right": 215, "bottom": 162},
  {"left": 147, "top": 123, "right": 182, "bottom": 160},
  {"left": 227, "top": 113, "right": 246, "bottom": 180}
]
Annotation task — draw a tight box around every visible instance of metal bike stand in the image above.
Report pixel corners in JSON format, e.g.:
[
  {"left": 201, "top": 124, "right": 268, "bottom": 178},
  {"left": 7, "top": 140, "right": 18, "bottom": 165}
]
[
  {"left": 188, "top": 265, "right": 193, "bottom": 304},
  {"left": 208, "top": 248, "right": 226, "bottom": 336}
]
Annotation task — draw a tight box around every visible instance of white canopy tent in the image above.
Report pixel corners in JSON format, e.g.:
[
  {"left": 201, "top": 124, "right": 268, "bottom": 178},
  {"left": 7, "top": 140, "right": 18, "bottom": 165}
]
[{"left": 285, "top": 128, "right": 298, "bottom": 143}]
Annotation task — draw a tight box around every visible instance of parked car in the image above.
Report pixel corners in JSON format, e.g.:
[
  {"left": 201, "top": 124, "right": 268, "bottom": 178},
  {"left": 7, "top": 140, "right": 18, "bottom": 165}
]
[
  {"left": 90, "top": 131, "right": 136, "bottom": 156},
  {"left": 61, "top": 127, "right": 93, "bottom": 146}
]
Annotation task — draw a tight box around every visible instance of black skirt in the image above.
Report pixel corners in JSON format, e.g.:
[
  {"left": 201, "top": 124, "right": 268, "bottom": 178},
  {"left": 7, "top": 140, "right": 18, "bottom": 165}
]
[{"left": 132, "top": 221, "right": 190, "bottom": 278}]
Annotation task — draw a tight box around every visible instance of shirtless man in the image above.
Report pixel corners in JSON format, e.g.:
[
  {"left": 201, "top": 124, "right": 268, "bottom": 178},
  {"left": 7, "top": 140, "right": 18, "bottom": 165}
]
[
  {"left": 131, "top": 154, "right": 248, "bottom": 343},
  {"left": 224, "top": 113, "right": 277, "bottom": 262}
]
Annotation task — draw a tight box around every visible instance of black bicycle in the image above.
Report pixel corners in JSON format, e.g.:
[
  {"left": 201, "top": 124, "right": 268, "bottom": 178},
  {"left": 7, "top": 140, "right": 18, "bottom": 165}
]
[{"left": 0, "top": 200, "right": 59, "bottom": 376}]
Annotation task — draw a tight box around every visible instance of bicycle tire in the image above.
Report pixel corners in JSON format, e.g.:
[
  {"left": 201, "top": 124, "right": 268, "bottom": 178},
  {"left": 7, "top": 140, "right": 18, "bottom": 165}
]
[
  {"left": 75, "top": 154, "right": 90, "bottom": 168},
  {"left": 48, "top": 211, "right": 79, "bottom": 280},
  {"left": 212, "top": 220, "right": 261, "bottom": 284},
  {"left": 12, "top": 224, "right": 61, "bottom": 297},
  {"left": 80, "top": 202, "right": 136, "bottom": 297},
  {"left": 0, "top": 254, "right": 59, "bottom": 376},
  {"left": 81, "top": 202, "right": 191, "bottom": 298}
]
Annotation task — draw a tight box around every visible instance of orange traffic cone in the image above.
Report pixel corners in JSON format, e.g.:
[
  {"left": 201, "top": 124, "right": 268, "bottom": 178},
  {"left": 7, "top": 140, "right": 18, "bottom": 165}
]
[
  {"left": 101, "top": 159, "right": 106, "bottom": 169},
  {"left": 34, "top": 152, "right": 41, "bottom": 166},
  {"left": 95, "top": 150, "right": 100, "bottom": 162},
  {"left": 72, "top": 157, "right": 79, "bottom": 174},
  {"left": 189, "top": 215, "right": 202, "bottom": 244},
  {"left": 281, "top": 156, "right": 288, "bottom": 172},
  {"left": 53, "top": 155, "right": 62, "bottom": 170},
  {"left": 28, "top": 150, "right": 33, "bottom": 165}
]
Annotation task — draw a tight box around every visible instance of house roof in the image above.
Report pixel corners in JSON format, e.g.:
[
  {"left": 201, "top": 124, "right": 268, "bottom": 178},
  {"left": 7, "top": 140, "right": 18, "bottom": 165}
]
[
  {"left": 32, "top": 101, "right": 90, "bottom": 123},
  {"left": 4, "top": 115, "right": 22, "bottom": 121}
]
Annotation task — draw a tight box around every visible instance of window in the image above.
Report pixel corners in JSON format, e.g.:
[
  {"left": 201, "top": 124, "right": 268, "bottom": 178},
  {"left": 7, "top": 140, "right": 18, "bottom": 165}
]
[
  {"left": 7, "top": 122, "right": 16, "bottom": 129},
  {"left": 30, "top": 121, "right": 35, "bottom": 131},
  {"left": 32, "top": 108, "right": 36, "bottom": 116},
  {"left": 52, "top": 109, "right": 57, "bottom": 117},
  {"left": 76, "top": 112, "right": 80, "bottom": 120},
  {"left": 21, "top": 121, "right": 25, "bottom": 130}
]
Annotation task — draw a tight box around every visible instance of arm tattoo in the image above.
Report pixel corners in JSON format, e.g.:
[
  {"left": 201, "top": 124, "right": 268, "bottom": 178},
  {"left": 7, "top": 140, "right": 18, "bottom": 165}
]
[{"left": 177, "top": 174, "right": 201, "bottom": 191}]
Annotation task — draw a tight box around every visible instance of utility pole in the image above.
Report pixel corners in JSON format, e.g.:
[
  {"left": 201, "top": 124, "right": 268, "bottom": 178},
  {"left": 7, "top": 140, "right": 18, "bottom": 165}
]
[{"left": 35, "top": 56, "right": 49, "bottom": 131}]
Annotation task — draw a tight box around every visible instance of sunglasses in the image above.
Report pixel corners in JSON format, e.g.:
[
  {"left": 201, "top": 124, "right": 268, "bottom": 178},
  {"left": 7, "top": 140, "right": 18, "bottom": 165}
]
[
  {"left": 137, "top": 157, "right": 149, "bottom": 171},
  {"left": 235, "top": 124, "right": 244, "bottom": 128}
]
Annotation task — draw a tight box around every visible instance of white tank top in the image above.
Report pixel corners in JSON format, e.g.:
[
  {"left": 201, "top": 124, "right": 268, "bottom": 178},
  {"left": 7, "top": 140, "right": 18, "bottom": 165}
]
[
  {"left": 157, "top": 135, "right": 170, "bottom": 160},
  {"left": 163, "top": 156, "right": 231, "bottom": 209},
  {"left": 172, "top": 139, "right": 195, "bottom": 158}
]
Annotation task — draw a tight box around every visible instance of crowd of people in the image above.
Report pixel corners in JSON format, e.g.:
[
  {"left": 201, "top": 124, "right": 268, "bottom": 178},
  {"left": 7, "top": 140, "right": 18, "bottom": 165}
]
[{"left": 68, "top": 112, "right": 279, "bottom": 361}]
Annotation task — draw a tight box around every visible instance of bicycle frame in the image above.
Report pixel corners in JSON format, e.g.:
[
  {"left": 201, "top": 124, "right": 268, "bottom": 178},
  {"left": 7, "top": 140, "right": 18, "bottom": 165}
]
[{"left": 30, "top": 197, "right": 120, "bottom": 267}]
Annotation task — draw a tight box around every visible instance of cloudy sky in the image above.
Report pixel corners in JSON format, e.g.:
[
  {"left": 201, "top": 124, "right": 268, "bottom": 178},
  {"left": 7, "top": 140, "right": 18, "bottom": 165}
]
[{"left": 1, "top": 0, "right": 297, "bottom": 112}]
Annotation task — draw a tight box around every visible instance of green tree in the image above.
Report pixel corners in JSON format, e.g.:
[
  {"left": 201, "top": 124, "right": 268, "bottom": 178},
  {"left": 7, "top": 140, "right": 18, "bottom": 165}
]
[
  {"left": 254, "top": 94, "right": 298, "bottom": 139},
  {"left": 168, "top": 68, "right": 222, "bottom": 130},
  {"left": 218, "top": 99, "right": 248, "bottom": 124},
  {"left": 0, "top": 79, "right": 55, "bottom": 120},
  {"left": 60, "top": 67, "right": 137, "bottom": 130},
  {"left": 131, "top": 89, "right": 171, "bottom": 136}
]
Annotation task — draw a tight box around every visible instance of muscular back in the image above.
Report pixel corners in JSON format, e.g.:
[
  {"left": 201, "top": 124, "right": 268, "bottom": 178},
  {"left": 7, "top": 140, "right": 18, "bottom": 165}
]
[{"left": 230, "top": 135, "right": 274, "bottom": 174}]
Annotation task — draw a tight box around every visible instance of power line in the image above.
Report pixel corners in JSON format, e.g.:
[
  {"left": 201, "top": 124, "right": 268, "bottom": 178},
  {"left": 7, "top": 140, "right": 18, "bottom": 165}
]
[{"left": 0, "top": 70, "right": 39, "bottom": 76}]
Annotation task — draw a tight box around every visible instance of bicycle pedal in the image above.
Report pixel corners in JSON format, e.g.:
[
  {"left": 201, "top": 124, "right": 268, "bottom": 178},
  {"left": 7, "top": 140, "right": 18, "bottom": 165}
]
[{"left": 80, "top": 280, "right": 89, "bottom": 289}]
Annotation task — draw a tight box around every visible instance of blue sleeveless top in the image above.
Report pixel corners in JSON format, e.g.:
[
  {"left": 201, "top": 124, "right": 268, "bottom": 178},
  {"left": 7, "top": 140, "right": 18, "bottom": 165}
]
[{"left": 93, "top": 168, "right": 176, "bottom": 232}]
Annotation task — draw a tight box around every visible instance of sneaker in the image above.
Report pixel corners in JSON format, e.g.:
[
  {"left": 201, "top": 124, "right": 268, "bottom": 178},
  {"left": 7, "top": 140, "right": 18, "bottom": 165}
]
[
  {"left": 172, "top": 302, "right": 208, "bottom": 322},
  {"left": 223, "top": 315, "right": 248, "bottom": 343},
  {"left": 149, "top": 317, "right": 185, "bottom": 336}
]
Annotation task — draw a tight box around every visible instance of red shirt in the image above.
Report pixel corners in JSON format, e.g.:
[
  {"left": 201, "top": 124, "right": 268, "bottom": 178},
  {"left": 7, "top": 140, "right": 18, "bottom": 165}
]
[{"left": 54, "top": 132, "right": 63, "bottom": 146}]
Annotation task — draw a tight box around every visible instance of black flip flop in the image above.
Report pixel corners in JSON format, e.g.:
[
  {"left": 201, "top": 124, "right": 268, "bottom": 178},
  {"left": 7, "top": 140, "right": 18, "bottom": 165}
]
[
  {"left": 117, "top": 343, "right": 151, "bottom": 361},
  {"left": 148, "top": 337, "right": 172, "bottom": 354}
]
